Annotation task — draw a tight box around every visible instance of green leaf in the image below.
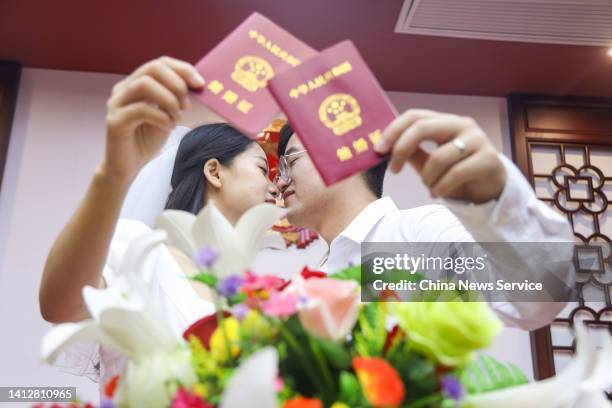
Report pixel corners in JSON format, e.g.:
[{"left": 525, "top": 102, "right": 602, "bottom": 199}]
[
  {"left": 460, "top": 354, "right": 529, "bottom": 394},
  {"left": 354, "top": 303, "right": 387, "bottom": 357},
  {"left": 510, "top": 363, "right": 529, "bottom": 384},
  {"left": 190, "top": 272, "right": 218, "bottom": 289},
  {"left": 338, "top": 371, "right": 362, "bottom": 406},
  {"left": 316, "top": 338, "right": 352, "bottom": 370},
  {"left": 329, "top": 264, "right": 361, "bottom": 283},
  {"left": 388, "top": 351, "right": 438, "bottom": 403},
  {"left": 227, "top": 291, "right": 247, "bottom": 306}
]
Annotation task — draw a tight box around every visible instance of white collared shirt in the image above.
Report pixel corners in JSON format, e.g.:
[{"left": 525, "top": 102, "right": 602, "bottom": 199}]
[{"left": 322, "top": 154, "right": 574, "bottom": 330}]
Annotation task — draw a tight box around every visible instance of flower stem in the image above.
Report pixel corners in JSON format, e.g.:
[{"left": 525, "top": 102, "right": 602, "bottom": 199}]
[
  {"left": 278, "top": 325, "right": 331, "bottom": 400},
  {"left": 308, "top": 336, "right": 335, "bottom": 391},
  {"left": 405, "top": 394, "right": 444, "bottom": 408}
]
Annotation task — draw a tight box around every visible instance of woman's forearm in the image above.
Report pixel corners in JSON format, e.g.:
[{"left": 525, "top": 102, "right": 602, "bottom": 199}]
[{"left": 39, "top": 162, "right": 134, "bottom": 323}]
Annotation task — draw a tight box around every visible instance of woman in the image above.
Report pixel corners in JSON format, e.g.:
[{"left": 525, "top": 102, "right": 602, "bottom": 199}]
[{"left": 38, "top": 56, "right": 279, "bottom": 388}]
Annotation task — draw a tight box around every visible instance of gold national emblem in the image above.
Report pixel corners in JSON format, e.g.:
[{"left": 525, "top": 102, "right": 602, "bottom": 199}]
[
  {"left": 318, "top": 93, "right": 362, "bottom": 136},
  {"left": 231, "top": 56, "right": 274, "bottom": 92}
]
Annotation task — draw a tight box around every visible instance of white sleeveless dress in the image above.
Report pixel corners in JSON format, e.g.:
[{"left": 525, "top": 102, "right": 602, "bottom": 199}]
[{"left": 53, "top": 218, "right": 215, "bottom": 394}]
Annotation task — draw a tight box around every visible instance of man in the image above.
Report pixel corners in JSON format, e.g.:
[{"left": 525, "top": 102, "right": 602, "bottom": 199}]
[{"left": 276, "top": 110, "right": 574, "bottom": 330}]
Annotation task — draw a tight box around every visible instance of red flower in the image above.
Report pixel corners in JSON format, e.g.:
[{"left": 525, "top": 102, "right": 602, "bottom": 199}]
[
  {"left": 435, "top": 364, "right": 454, "bottom": 376},
  {"left": 300, "top": 267, "right": 327, "bottom": 280},
  {"left": 170, "top": 387, "right": 213, "bottom": 408},
  {"left": 241, "top": 271, "right": 287, "bottom": 308},
  {"left": 278, "top": 267, "right": 326, "bottom": 291},
  {"left": 383, "top": 325, "right": 405, "bottom": 353},
  {"left": 378, "top": 288, "right": 400, "bottom": 301},
  {"left": 353, "top": 357, "right": 405, "bottom": 407},
  {"left": 183, "top": 311, "right": 231, "bottom": 348},
  {"left": 242, "top": 272, "right": 286, "bottom": 295},
  {"left": 104, "top": 374, "right": 120, "bottom": 398},
  {"left": 283, "top": 396, "right": 323, "bottom": 408}
]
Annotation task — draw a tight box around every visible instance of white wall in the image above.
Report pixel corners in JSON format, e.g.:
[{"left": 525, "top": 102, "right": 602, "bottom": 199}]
[
  {"left": 0, "top": 69, "right": 122, "bottom": 407},
  {"left": 0, "top": 68, "right": 531, "bottom": 406}
]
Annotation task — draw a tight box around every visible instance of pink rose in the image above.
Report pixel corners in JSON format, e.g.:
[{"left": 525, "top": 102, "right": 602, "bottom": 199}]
[{"left": 295, "top": 278, "right": 360, "bottom": 341}]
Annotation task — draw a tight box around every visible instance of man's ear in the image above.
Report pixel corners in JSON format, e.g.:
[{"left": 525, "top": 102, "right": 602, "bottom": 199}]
[{"left": 203, "top": 159, "right": 222, "bottom": 189}]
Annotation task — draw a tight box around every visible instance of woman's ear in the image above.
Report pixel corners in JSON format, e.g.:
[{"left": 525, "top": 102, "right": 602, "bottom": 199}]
[{"left": 203, "top": 159, "right": 223, "bottom": 189}]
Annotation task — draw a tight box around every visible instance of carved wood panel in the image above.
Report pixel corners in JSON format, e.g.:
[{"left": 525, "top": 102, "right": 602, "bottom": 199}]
[{"left": 509, "top": 94, "right": 612, "bottom": 399}]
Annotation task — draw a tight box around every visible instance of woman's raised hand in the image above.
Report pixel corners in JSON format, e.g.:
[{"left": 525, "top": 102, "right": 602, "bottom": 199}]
[
  {"left": 40, "top": 57, "right": 204, "bottom": 323},
  {"left": 102, "top": 56, "right": 205, "bottom": 181}
]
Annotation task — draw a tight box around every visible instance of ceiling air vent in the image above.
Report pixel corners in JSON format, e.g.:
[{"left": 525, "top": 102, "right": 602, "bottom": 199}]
[{"left": 395, "top": 0, "right": 612, "bottom": 46}]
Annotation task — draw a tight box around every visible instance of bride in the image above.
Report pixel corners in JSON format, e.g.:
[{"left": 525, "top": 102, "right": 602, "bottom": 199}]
[{"left": 38, "top": 56, "right": 280, "bottom": 389}]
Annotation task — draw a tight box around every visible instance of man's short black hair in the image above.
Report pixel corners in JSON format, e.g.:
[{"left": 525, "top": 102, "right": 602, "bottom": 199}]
[{"left": 278, "top": 123, "right": 387, "bottom": 198}]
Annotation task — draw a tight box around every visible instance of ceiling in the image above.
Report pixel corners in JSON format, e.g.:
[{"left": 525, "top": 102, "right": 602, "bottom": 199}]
[
  {"left": 396, "top": 0, "right": 612, "bottom": 47},
  {"left": 1, "top": 0, "right": 611, "bottom": 97}
]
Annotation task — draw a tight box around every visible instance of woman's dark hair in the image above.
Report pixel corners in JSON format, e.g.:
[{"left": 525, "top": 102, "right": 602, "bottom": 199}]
[{"left": 165, "top": 123, "right": 254, "bottom": 214}]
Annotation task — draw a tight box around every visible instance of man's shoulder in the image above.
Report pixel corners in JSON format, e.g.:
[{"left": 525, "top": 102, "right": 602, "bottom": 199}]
[
  {"left": 366, "top": 203, "right": 458, "bottom": 241},
  {"left": 386, "top": 203, "right": 452, "bottom": 221}
]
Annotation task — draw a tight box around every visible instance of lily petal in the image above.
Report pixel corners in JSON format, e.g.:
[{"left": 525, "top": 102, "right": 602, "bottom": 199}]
[
  {"left": 98, "top": 306, "right": 177, "bottom": 361},
  {"left": 234, "top": 203, "right": 286, "bottom": 258},
  {"left": 580, "top": 326, "right": 612, "bottom": 392},
  {"left": 116, "top": 229, "right": 168, "bottom": 286},
  {"left": 157, "top": 202, "right": 285, "bottom": 279},
  {"left": 220, "top": 347, "right": 279, "bottom": 408},
  {"left": 155, "top": 210, "right": 198, "bottom": 256},
  {"left": 191, "top": 202, "right": 244, "bottom": 278},
  {"left": 257, "top": 230, "right": 287, "bottom": 251},
  {"left": 42, "top": 229, "right": 183, "bottom": 367},
  {"left": 191, "top": 202, "right": 237, "bottom": 251},
  {"left": 82, "top": 281, "right": 141, "bottom": 321},
  {"left": 41, "top": 321, "right": 127, "bottom": 364},
  {"left": 463, "top": 324, "right": 611, "bottom": 408}
]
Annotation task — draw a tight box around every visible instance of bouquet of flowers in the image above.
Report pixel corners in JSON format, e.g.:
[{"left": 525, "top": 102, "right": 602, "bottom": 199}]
[{"left": 41, "top": 204, "right": 612, "bottom": 408}]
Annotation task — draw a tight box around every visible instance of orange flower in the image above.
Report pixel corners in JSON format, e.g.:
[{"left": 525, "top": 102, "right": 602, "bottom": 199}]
[
  {"left": 104, "top": 374, "right": 120, "bottom": 398},
  {"left": 283, "top": 396, "right": 323, "bottom": 408},
  {"left": 352, "top": 357, "right": 405, "bottom": 407}
]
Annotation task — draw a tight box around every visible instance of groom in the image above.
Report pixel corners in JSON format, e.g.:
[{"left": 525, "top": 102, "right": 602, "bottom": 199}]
[{"left": 275, "top": 111, "right": 575, "bottom": 330}]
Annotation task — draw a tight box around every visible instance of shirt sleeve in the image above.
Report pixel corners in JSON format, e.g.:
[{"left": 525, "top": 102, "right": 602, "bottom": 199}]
[
  {"left": 410, "top": 154, "right": 575, "bottom": 330},
  {"left": 442, "top": 153, "right": 574, "bottom": 244}
]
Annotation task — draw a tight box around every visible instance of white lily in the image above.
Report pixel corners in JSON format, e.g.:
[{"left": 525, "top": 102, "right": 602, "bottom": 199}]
[
  {"left": 464, "top": 323, "right": 612, "bottom": 408},
  {"left": 220, "top": 347, "right": 279, "bottom": 408},
  {"left": 155, "top": 202, "right": 286, "bottom": 278},
  {"left": 115, "top": 346, "right": 197, "bottom": 408},
  {"left": 41, "top": 231, "right": 196, "bottom": 408}
]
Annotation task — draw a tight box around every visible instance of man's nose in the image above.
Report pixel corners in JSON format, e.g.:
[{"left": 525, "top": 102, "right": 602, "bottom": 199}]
[
  {"left": 267, "top": 181, "right": 281, "bottom": 198},
  {"left": 275, "top": 175, "right": 290, "bottom": 194}
]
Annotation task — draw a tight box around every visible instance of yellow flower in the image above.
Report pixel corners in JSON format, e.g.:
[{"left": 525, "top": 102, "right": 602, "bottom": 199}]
[
  {"left": 330, "top": 403, "right": 350, "bottom": 408},
  {"left": 191, "top": 382, "right": 208, "bottom": 398},
  {"left": 242, "top": 310, "right": 269, "bottom": 333},
  {"left": 390, "top": 302, "right": 502, "bottom": 366},
  {"left": 210, "top": 317, "right": 240, "bottom": 361}
]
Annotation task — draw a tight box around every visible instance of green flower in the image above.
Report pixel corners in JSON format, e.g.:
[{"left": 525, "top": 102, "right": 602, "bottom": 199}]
[{"left": 390, "top": 302, "right": 502, "bottom": 366}]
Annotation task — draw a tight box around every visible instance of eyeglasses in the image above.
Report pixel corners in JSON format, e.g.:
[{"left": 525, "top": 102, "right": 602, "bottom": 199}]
[{"left": 275, "top": 149, "right": 307, "bottom": 184}]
